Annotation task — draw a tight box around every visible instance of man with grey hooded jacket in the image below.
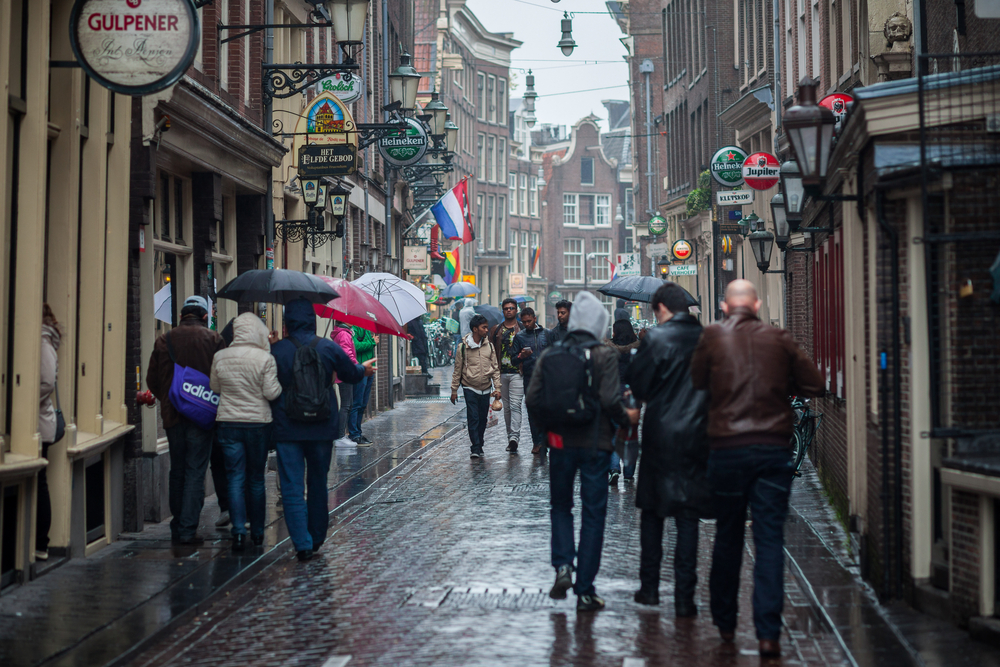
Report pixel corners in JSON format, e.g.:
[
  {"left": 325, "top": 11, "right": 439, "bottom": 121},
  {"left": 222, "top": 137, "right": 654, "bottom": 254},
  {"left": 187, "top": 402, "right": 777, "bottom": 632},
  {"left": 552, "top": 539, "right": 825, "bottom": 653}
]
[{"left": 527, "top": 292, "right": 639, "bottom": 612}]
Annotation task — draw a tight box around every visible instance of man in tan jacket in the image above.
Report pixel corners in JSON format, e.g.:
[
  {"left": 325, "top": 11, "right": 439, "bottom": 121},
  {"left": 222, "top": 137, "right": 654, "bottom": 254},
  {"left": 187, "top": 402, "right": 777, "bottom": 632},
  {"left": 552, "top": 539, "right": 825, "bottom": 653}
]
[{"left": 451, "top": 314, "right": 501, "bottom": 458}]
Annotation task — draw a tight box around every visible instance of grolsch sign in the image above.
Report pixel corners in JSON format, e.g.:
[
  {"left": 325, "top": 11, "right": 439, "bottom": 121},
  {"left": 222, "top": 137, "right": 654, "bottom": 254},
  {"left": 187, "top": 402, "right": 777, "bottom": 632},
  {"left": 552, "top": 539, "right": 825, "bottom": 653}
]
[{"left": 70, "top": 0, "right": 200, "bottom": 95}]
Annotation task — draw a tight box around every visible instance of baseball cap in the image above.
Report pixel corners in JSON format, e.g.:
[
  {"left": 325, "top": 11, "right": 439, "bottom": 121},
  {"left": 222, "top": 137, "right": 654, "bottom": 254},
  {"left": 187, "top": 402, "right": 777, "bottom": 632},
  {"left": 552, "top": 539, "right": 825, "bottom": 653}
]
[{"left": 183, "top": 296, "right": 210, "bottom": 312}]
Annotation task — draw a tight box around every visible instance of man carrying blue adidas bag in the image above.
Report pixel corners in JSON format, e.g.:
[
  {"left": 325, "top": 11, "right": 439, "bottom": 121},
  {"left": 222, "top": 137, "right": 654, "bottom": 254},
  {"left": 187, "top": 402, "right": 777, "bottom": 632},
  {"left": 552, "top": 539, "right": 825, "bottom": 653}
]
[{"left": 146, "top": 295, "right": 226, "bottom": 545}]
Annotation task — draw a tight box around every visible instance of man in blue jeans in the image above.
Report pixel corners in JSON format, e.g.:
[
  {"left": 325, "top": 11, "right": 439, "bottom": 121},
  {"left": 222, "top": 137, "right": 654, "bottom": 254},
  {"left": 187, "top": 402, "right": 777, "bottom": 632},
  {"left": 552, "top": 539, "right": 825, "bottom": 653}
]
[
  {"left": 526, "top": 292, "right": 639, "bottom": 612},
  {"left": 270, "top": 299, "right": 375, "bottom": 562},
  {"left": 691, "top": 280, "right": 824, "bottom": 657}
]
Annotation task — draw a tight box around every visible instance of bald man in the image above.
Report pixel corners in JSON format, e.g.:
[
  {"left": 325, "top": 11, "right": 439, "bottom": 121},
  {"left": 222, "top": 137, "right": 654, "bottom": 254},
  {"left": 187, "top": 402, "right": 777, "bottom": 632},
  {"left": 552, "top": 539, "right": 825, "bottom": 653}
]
[{"left": 690, "top": 279, "right": 824, "bottom": 658}]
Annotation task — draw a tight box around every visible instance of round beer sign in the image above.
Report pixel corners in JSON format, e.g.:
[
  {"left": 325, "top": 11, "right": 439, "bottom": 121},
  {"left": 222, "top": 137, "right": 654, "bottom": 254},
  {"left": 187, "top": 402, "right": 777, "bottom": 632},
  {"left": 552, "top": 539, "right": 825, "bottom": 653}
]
[
  {"left": 741, "top": 152, "right": 780, "bottom": 191},
  {"left": 710, "top": 145, "right": 748, "bottom": 187},
  {"left": 820, "top": 93, "right": 854, "bottom": 132},
  {"left": 672, "top": 239, "right": 693, "bottom": 261},
  {"left": 70, "top": 0, "right": 200, "bottom": 96},
  {"left": 648, "top": 215, "right": 667, "bottom": 236},
  {"left": 378, "top": 117, "right": 428, "bottom": 167}
]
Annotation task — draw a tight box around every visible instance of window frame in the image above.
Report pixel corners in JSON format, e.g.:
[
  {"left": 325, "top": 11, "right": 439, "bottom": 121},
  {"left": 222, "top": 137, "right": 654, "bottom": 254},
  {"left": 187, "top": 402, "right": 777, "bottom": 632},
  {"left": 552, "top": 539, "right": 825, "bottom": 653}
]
[
  {"left": 563, "top": 238, "right": 583, "bottom": 283},
  {"left": 529, "top": 176, "right": 539, "bottom": 217},
  {"left": 563, "top": 194, "right": 578, "bottom": 226},
  {"left": 580, "top": 157, "right": 595, "bottom": 186},
  {"left": 477, "top": 72, "right": 486, "bottom": 120},
  {"left": 592, "top": 238, "right": 612, "bottom": 281}
]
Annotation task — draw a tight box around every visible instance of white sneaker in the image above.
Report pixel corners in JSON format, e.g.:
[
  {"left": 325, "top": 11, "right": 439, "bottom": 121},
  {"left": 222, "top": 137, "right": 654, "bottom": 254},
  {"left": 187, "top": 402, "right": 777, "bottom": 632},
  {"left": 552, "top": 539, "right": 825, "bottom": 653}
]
[
  {"left": 35, "top": 550, "right": 49, "bottom": 561},
  {"left": 335, "top": 437, "right": 357, "bottom": 447}
]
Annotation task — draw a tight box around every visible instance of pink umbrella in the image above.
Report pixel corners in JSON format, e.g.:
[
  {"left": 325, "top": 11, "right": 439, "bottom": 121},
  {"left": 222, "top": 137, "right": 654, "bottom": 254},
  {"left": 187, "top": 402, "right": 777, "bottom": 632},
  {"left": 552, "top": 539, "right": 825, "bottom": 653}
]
[{"left": 312, "top": 276, "right": 410, "bottom": 338}]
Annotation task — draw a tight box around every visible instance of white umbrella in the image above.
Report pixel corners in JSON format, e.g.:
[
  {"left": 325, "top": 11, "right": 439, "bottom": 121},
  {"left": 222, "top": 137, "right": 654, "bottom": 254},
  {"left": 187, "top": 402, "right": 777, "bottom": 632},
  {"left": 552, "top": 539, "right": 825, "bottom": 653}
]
[{"left": 351, "top": 272, "right": 427, "bottom": 325}]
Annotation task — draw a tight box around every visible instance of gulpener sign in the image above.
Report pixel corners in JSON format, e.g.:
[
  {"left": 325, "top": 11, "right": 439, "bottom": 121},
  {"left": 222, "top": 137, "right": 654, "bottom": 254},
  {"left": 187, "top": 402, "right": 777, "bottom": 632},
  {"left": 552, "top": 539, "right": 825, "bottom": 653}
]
[
  {"left": 70, "top": 0, "right": 200, "bottom": 96},
  {"left": 298, "top": 144, "right": 358, "bottom": 177}
]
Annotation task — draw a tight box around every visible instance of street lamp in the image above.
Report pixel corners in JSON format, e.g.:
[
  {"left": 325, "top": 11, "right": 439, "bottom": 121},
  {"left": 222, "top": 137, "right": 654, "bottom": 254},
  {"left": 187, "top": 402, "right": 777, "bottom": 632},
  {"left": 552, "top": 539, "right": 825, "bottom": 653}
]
[
  {"left": 389, "top": 52, "right": 421, "bottom": 111},
  {"left": 784, "top": 78, "right": 836, "bottom": 191},
  {"left": 444, "top": 113, "right": 459, "bottom": 154},
  {"left": 537, "top": 165, "right": 546, "bottom": 189},
  {"left": 329, "top": 182, "right": 350, "bottom": 238},
  {"left": 747, "top": 228, "right": 775, "bottom": 273},
  {"left": 424, "top": 92, "right": 448, "bottom": 138},
  {"left": 557, "top": 13, "right": 577, "bottom": 57},
  {"left": 738, "top": 212, "right": 760, "bottom": 237},
  {"left": 779, "top": 160, "right": 805, "bottom": 230},
  {"left": 657, "top": 255, "right": 670, "bottom": 278},
  {"left": 301, "top": 177, "right": 320, "bottom": 206},
  {"left": 329, "top": 0, "right": 369, "bottom": 45},
  {"left": 770, "top": 193, "right": 790, "bottom": 250},
  {"left": 523, "top": 70, "right": 538, "bottom": 128}
]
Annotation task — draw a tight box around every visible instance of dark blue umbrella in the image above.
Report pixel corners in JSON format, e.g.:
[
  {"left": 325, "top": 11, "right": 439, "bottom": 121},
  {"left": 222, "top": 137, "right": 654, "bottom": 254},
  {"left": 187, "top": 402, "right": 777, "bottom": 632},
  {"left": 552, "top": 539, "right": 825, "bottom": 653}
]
[
  {"left": 442, "top": 282, "right": 481, "bottom": 298},
  {"left": 474, "top": 304, "right": 503, "bottom": 328}
]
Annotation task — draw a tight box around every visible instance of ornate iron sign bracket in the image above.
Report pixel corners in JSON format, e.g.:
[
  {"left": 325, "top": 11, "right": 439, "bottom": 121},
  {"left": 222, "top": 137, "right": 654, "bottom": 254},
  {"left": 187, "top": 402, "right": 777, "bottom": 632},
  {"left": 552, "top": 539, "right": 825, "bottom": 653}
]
[
  {"left": 400, "top": 163, "right": 454, "bottom": 182},
  {"left": 263, "top": 63, "right": 359, "bottom": 105},
  {"left": 274, "top": 218, "right": 341, "bottom": 251}
]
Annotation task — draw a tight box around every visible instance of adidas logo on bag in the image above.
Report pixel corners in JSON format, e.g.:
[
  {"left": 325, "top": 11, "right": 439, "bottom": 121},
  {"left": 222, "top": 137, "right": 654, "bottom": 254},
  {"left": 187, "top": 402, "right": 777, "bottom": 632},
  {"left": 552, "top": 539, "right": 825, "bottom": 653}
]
[{"left": 182, "top": 382, "right": 220, "bottom": 405}]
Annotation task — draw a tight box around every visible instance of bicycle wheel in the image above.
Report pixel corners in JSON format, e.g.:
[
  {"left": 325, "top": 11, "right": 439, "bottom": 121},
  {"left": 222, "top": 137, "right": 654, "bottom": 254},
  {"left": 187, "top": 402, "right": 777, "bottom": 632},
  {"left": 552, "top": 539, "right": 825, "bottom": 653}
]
[{"left": 790, "top": 429, "right": 807, "bottom": 476}]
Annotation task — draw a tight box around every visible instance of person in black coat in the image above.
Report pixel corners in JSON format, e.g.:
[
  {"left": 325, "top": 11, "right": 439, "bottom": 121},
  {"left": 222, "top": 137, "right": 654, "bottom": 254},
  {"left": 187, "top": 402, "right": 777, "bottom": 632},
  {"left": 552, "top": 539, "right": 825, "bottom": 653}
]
[
  {"left": 625, "top": 282, "right": 710, "bottom": 615},
  {"left": 408, "top": 318, "right": 429, "bottom": 374}
]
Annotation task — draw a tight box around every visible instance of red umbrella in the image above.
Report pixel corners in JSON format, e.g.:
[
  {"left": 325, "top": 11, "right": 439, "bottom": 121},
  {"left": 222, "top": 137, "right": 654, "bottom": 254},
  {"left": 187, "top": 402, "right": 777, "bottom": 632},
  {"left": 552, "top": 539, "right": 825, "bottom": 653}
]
[{"left": 312, "top": 276, "right": 410, "bottom": 338}]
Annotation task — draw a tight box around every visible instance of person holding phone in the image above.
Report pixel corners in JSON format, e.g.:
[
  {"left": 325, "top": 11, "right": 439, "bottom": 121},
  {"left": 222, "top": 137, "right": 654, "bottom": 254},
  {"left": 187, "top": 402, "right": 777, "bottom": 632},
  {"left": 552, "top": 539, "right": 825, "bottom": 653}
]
[{"left": 509, "top": 307, "right": 553, "bottom": 455}]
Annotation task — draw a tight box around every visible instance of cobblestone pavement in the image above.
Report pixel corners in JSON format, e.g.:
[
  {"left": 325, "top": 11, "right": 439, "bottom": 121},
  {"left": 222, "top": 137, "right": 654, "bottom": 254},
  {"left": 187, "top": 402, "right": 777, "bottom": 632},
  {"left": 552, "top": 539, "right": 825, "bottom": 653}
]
[{"left": 123, "top": 402, "right": 853, "bottom": 667}]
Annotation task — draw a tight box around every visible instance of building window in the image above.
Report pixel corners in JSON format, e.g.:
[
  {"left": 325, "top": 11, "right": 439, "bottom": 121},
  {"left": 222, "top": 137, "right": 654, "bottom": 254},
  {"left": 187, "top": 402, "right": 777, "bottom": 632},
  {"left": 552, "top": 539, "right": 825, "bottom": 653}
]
[
  {"left": 478, "top": 133, "right": 487, "bottom": 181},
  {"left": 520, "top": 231, "right": 529, "bottom": 277},
  {"left": 624, "top": 188, "right": 634, "bottom": 227},
  {"left": 498, "top": 78, "right": 508, "bottom": 125},
  {"left": 596, "top": 195, "right": 611, "bottom": 226},
  {"left": 563, "top": 194, "right": 578, "bottom": 226},
  {"left": 592, "top": 238, "right": 611, "bottom": 281},
  {"left": 477, "top": 72, "right": 486, "bottom": 120},
  {"left": 529, "top": 176, "right": 539, "bottom": 217},
  {"left": 488, "top": 136, "right": 496, "bottom": 182},
  {"left": 487, "top": 195, "right": 496, "bottom": 250},
  {"left": 497, "top": 196, "right": 506, "bottom": 250},
  {"left": 530, "top": 232, "right": 540, "bottom": 276},
  {"left": 564, "top": 238, "right": 583, "bottom": 282},
  {"left": 599, "top": 293, "right": 614, "bottom": 322},
  {"left": 508, "top": 173, "right": 517, "bottom": 213},
  {"left": 579, "top": 194, "right": 595, "bottom": 226},
  {"left": 813, "top": 230, "right": 845, "bottom": 397},
  {"left": 580, "top": 157, "right": 594, "bottom": 185},
  {"left": 476, "top": 194, "right": 484, "bottom": 252},
  {"left": 519, "top": 173, "right": 528, "bottom": 216},
  {"left": 511, "top": 231, "right": 519, "bottom": 270},
  {"left": 488, "top": 74, "right": 497, "bottom": 123},
  {"left": 498, "top": 139, "right": 507, "bottom": 179}
]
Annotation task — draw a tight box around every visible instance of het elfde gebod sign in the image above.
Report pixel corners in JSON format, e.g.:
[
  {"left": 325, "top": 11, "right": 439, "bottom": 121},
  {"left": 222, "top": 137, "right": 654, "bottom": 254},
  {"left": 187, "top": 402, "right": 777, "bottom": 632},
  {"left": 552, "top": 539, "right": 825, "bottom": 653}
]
[
  {"left": 70, "top": 0, "right": 200, "bottom": 96},
  {"left": 298, "top": 144, "right": 358, "bottom": 177}
]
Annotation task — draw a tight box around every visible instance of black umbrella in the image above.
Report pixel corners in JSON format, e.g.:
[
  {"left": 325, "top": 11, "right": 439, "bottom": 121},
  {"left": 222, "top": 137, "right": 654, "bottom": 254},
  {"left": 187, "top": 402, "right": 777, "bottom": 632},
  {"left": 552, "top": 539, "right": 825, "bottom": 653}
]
[
  {"left": 474, "top": 304, "right": 503, "bottom": 328},
  {"left": 597, "top": 275, "right": 699, "bottom": 306},
  {"left": 216, "top": 269, "right": 340, "bottom": 305}
]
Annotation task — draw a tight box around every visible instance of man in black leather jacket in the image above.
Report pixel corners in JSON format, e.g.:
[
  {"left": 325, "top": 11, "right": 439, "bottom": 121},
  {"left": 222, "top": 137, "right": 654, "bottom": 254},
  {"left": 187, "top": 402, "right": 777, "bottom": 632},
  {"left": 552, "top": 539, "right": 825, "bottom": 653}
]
[
  {"left": 625, "top": 282, "right": 710, "bottom": 616},
  {"left": 510, "top": 307, "right": 553, "bottom": 455}
]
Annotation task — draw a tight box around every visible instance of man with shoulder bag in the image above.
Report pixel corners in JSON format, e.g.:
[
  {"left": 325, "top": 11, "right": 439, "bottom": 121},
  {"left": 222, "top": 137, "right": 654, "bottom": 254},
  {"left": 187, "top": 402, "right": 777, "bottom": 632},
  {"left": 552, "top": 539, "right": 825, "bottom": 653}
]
[
  {"left": 526, "top": 292, "right": 639, "bottom": 612},
  {"left": 146, "top": 296, "right": 227, "bottom": 545},
  {"left": 451, "top": 314, "right": 501, "bottom": 459}
]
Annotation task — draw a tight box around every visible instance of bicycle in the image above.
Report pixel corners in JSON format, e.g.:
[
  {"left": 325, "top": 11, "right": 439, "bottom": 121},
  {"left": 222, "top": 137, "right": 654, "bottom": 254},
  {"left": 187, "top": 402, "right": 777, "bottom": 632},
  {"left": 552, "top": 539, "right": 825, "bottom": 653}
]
[{"left": 790, "top": 396, "right": 823, "bottom": 476}]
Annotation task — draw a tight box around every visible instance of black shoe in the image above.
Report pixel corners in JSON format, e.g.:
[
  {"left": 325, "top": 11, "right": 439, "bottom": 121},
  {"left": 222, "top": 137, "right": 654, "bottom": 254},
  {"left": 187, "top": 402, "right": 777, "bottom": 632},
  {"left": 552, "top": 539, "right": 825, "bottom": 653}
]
[
  {"left": 506, "top": 440, "right": 518, "bottom": 452},
  {"left": 633, "top": 588, "right": 660, "bottom": 605},
  {"left": 470, "top": 449, "right": 482, "bottom": 459},
  {"left": 550, "top": 564, "right": 574, "bottom": 599},
  {"left": 609, "top": 471, "right": 620, "bottom": 485},
  {"left": 231, "top": 534, "right": 247, "bottom": 552},
  {"left": 297, "top": 549, "right": 318, "bottom": 562},
  {"left": 675, "top": 600, "right": 698, "bottom": 617},
  {"left": 356, "top": 435, "right": 373, "bottom": 444},
  {"left": 174, "top": 536, "right": 205, "bottom": 546},
  {"left": 251, "top": 535, "right": 264, "bottom": 547},
  {"left": 576, "top": 594, "right": 606, "bottom": 612}
]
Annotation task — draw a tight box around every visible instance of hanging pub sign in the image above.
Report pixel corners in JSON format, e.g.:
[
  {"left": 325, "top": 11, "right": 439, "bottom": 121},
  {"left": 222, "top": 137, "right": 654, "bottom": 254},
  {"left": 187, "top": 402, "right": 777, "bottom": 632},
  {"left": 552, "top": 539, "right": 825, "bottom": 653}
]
[
  {"left": 294, "top": 91, "right": 358, "bottom": 148},
  {"left": 378, "top": 118, "right": 428, "bottom": 167},
  {"left": 298, "top": 144, "right": 358, "bottom": 177},
  {"left": 671, "top": 239, "right": 693, "bottom": 261},
  {"left": 741, "top": 152, "right": 780, "bottom": 190},
  {"left": 716, "top": 189, "right": 754, "bottom": 206},
  {"left": 647, "top": 215, "right": 667, "bottom": 236},
  {"left": 310, "top": 72, "right": 364, "bottom": 104},
  {"left": 70, "top": 0, "right": 200, "bottom": 96},
  {"left": 820, "top": 93, "right": 854, "bottom": 133},
  {"left": 710, "top": 145, "right": 748, "bottom": 187}
]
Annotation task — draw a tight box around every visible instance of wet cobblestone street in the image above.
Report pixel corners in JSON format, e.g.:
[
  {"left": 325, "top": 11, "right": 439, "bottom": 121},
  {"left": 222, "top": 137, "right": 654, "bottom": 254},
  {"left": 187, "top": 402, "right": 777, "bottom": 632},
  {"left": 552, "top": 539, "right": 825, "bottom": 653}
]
[{"left": 120, "top": 394, "right": 853, "bottom": 667}]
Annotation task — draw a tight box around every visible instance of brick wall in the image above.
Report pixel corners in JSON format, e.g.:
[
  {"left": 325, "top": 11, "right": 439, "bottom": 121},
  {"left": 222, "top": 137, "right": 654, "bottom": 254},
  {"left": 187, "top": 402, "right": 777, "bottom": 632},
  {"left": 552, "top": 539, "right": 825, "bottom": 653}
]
[{"left": 950, "top": 489, "right": 981, "bottom": 623}]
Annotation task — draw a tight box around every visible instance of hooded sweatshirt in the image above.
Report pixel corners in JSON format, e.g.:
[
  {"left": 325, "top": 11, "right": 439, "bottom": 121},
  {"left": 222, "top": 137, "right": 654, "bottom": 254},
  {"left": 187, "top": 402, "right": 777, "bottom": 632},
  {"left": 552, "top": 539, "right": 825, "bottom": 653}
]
[
  {"left": 210, "top": 313, "right": 282, "bottom": 423},
  {"left": 270, "top": 299, "right": 365, "bottom": 442},
  {"left": 331, "top": 325, "right": 358, "bottom": 383},
  {"left": 459, "top": 299, "right": 478, "bottom": 337},
  {"left": 39, "top": 324, "right": 61, "bottom": 443}
]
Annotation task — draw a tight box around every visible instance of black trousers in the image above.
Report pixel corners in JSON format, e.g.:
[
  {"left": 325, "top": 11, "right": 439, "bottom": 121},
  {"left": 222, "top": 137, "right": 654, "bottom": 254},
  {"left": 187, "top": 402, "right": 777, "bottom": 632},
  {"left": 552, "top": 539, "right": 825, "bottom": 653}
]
[
  {"left": 639, "top": 510, "right": 700, "bottom": 603},
  {"left": 463, "top": 389, "right": 491, "bottom": 451},
  {"left": 210, "top": 433, "right": 229, "bottom": 513}
]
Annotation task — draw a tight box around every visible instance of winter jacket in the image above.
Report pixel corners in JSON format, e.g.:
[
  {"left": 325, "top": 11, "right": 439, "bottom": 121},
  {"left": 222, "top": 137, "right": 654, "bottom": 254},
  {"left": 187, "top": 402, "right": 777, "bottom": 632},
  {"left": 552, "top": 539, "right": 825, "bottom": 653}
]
[
  {"left": 451, "top": 332, "right": 500, "bottom": 393},
  {"left": 146, "top": 317, "right": 227, "bottom": 429},
  {"left": 488, "top": 320, "right": 522, "bottom": 371},
  {"left": 209, "top": 313, "right": 282, "bottom": 424},
  {"left": 352, "top": 325, "right": 376, "bottom": 363},
  {"left": 605, "top": 339, "right": 640, "bottom": 384},
  {"left": 526, "top": 292, "right": 628, "bottom": 452},
  {"left": 407, "top": 320, "right": 428, "bottom": 357},
  {"left": 510, "top": 325, "right": 553, "bottom": 380},
  {"left": 39, "top": 324, "right": 61, "bottom": 443},
  {"left": 550, "top": 322, "right": 569, "bottom": 344},
  {"left": 690, "top": 307, "right": 826, "bottom": 449},
  {"left": 626, "top": 314, "right": 711, "bottom": 518},
  {"left": 331, "top": 326, "right": 357, "bottom": 383},
  {"left": 270, "top": 299, "right": 365, "bottom": 442}
]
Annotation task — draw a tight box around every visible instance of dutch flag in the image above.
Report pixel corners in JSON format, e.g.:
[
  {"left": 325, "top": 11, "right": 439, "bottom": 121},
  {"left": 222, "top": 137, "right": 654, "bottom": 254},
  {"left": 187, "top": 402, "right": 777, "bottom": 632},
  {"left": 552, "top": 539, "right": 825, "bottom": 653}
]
[{"left": 431, "top": 179, "right": 474, "bottom": 244}]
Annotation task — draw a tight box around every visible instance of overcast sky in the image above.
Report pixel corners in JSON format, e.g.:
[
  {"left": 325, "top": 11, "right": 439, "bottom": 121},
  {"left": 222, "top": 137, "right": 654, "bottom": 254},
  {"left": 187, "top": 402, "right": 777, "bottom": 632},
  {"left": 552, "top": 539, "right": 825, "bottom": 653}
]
[{"left": 464, "top": 0, "right": 630, "bottom": 132}]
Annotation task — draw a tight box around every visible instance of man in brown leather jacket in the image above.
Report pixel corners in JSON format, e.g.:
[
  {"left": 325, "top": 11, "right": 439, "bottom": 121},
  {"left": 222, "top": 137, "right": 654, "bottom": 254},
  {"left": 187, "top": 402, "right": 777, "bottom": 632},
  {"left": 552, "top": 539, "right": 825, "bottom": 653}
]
[{"left": 690, "top": 280, "right": 824, "bottom": 658}]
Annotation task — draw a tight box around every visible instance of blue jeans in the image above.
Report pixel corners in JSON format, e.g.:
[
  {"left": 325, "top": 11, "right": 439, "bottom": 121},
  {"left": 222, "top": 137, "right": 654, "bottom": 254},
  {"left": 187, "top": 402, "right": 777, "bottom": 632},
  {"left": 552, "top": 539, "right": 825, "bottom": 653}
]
[
  {"left": 349, "top": 375, "right": 373, "bottom": 440},
  {"left": 463, "top": 389, "right": 491, "bottom": 451},
  {"left": 216, "top": 423, "right": 271, "bottom": 538},
  {"left": 610, "top": 439, "right": 639, "bottom": 478},
  {"left": 708, "top": 445, "right": 794, "bottom": 641},
  {"left": 549, "top": 447, "right": 612, "bottom": 596},
  {"left": 165, "top": 420, "right": 214, "bottom": 540},
  {"left": 275, "top": 440, "right": 334, "bottom": 552}
]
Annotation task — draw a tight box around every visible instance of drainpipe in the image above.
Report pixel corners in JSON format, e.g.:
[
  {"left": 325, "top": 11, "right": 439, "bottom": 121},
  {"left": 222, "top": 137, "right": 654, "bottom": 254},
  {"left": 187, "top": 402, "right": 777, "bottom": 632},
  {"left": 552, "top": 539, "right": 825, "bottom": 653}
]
[
  {"left": 640, "top": 59, "right": 655, "bottom": 216},
  {"left": 773, "top": 0, "right": 781, "bottom": 133},
  {"left": 265, "top": 0, "right": 275, "bottom": 250}
]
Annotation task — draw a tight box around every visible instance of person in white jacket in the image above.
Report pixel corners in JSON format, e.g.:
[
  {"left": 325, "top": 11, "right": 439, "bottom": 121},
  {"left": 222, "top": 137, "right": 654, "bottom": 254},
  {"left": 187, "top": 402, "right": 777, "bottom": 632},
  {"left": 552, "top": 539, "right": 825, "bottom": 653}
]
[{"left": 210, "top": 313, "right": 282, "bottom": 550}]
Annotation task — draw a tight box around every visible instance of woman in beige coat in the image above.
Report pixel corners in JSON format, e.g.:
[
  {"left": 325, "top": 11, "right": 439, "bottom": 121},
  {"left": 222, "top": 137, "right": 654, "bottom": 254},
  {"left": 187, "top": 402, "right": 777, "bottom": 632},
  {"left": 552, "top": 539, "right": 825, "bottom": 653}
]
[{"left": 210, "top": 313, "right": 282, "bottom": 550}]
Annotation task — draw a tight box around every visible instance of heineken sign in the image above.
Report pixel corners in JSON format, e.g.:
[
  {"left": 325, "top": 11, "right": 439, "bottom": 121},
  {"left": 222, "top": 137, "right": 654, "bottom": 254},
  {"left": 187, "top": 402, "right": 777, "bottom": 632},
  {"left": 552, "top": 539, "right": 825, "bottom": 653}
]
[
  {"left": 710, "top": 145, "right": 748, "bottom": 187},
  {"left": 648, "top": 215, "right": 667, "bottom": 236},
  {"left": 298, "top": 144, "right": 357, "bottom": 177},
  {"left": 378, "top": 117, "right": 428, "bottom": 167}
]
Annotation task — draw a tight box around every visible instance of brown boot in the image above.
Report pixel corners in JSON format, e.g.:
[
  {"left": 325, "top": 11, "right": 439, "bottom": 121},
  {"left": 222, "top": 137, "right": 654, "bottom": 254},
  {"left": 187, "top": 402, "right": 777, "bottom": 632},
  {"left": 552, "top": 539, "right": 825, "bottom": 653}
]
[
  {"left": 531, "top": 443, "right": 542, "bottom": 455},
  {"left": 758, "top": 639, "right": 781, "bottom": 658}
]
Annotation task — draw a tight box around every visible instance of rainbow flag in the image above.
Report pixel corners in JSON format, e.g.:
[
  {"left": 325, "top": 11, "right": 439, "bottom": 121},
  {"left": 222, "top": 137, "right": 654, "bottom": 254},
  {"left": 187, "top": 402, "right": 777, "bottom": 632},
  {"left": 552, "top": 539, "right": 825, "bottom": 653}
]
[
  {"left": 530, "top": 246, "right": 540, "bottom": 274},
  {"left": 444, "top": 247, "right": 461, "bottom": 284}
]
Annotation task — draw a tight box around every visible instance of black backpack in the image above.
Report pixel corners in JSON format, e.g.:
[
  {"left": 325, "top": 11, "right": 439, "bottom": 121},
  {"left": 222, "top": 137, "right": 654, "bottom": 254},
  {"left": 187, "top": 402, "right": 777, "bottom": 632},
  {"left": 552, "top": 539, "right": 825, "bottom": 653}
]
[
  {"left": 284, "top": 337, "right": 331, "bottom": 422},
  {"left": 530, "top": 339, "right": 602, "bottom": 433}
]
